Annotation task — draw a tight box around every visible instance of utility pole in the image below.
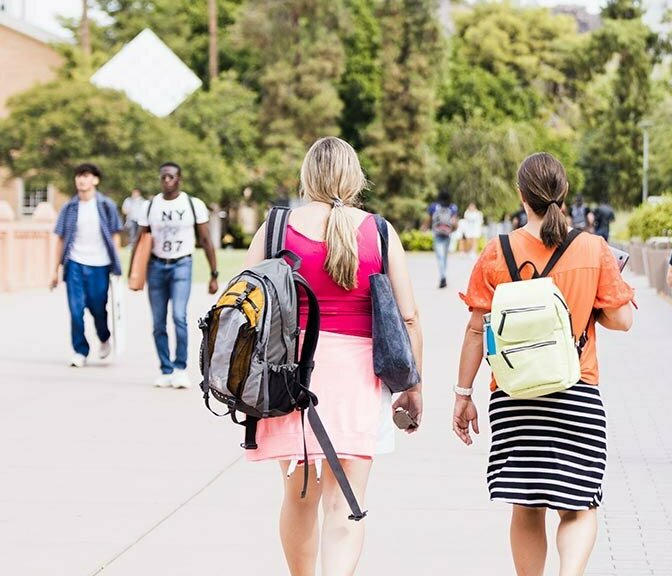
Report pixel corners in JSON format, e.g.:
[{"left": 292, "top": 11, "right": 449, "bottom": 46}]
[
  {"left": 639, "top": 120, "right": 653, "bottom": 205},
  {"left": 80, "top": 0, "right": 91, "bottom": 62},
  {"left": 208, "top": 0, "right": 218, "bottom": 84}
]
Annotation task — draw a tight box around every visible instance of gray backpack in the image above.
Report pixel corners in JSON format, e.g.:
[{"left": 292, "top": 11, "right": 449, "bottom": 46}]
[{"left": 198, "top": 207, "right": 366, "bottom": 521}]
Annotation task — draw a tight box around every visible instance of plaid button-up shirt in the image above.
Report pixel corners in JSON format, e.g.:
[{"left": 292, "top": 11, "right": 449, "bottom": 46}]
[{"left": 54, "top": 192, "right": 123, "bottom": 276}]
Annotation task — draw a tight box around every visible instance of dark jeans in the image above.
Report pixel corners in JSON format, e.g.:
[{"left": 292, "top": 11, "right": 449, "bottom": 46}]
[
  {"left": 65, "top": 261, "right": 111, "bottom": 357},
  {"left": 147, "top": 256, "right": 193, "bottom": 374}
]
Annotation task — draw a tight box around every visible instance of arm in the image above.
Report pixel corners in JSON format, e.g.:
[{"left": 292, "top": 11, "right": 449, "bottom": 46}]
[
  {"left": 386, "top": 223, "right": 424, "bottom": 430},
  {"left": 243, "top": 223, "right": 267, "bottom": 268},
  {"left": 596, "top": 303, "right": 633, "bottom": 331},
  {"left": 50, "top": 235, "right": 64, "bottom": 289},
  {"left": 197, "top": 222, "right": 219, "bottom": 295},
  {"left": 667, "top": 264, "right": 672, "bottom": 289},
  {"left": 112, "top": 233, "right": 121, "bottom": 253},
  {"left": 452, "top": 310, "right": 485, "bottom": 446}
]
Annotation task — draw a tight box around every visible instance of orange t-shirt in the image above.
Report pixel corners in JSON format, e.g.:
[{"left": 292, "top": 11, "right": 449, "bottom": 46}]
[{"left": 460, "top": 229, "right": 635, "bottom": 390}]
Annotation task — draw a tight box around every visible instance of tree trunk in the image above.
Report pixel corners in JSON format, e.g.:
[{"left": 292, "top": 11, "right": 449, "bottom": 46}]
[
  {"left": 208, "top": 0, "right": 218, "bottom": 83},
  {"left": 80, "top": 0, "right": 91, "bottom": 60}
]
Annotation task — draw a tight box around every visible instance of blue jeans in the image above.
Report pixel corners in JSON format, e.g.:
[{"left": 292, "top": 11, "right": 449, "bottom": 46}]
[
  {"left": 65, "top": 261, "right": 111, "bottom": 357},
  {"left": 433, "top": 234, "right": 450, "bottom": 281},
  {"left": 147, "top": 256, "right": 193, "bottom": 374}
]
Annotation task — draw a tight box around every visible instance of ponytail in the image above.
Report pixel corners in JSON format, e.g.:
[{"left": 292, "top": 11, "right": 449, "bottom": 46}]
[
  {"left": 540, "top": 202, "right": 568, "bottom": 248},
  {"left": 324, "top": 205, "right": 359, "bottom": 290}
]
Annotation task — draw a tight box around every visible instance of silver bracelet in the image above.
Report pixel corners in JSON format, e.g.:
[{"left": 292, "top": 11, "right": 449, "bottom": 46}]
[{"left": 454, "top": 385, "right": 473, "bottom": 397}]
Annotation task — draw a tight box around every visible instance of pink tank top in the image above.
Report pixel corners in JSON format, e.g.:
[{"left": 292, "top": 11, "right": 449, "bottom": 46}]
[{"left": 285, "top": 214, "right": 382, "bottom": 338}]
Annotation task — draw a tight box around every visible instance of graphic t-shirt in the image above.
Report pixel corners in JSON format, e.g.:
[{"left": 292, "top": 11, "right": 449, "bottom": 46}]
[
  {"left": 137, "top": 192, "right": 209, "bottom": 259},
  {"left": 69, "top": 198, "right": 112, "bottom": 267},
  {"left": 460, "top": 229, "right": 635, "bottom": 388}
]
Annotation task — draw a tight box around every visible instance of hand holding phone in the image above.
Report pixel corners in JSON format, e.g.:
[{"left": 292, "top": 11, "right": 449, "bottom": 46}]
[{"left": 393, "top": 407, "right": 418, "bottom": 431}]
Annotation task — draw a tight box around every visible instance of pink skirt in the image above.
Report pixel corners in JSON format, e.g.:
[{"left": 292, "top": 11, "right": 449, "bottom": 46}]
[{"left": 246, "top": 331, "right": 392, "bottom": 462}]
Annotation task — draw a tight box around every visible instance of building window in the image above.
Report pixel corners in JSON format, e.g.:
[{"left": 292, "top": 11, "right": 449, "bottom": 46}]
[{"left": 22, "top": 186, "right": 48, "bottom": 215}]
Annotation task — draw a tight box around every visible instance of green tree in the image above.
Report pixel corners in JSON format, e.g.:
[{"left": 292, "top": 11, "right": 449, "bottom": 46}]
[
  {"left": 91, "top": 0, "right": 246, "bottom": 84},
  {"left": 439, "top": 3, "right": 578, "bottom": 124},
  {"left": 364, "top": 0, "right": 442, "bottom": 227},
  {"left": 173, "top": 70, "right": 261, "bottom": 198},
  {"left": 338, "top": 0, "right": 382, "bottom": 149},
  {"left": 235, "top": 0, "right": 347, "bottom": 197},
  {"left": 0, "top": 79, "right": 228, "bottom": 204},
  {"left": 578, "top": 0, "right": 663, "bottom": 206}
]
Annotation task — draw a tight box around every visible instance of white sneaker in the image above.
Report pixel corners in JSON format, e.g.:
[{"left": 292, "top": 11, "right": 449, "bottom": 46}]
[
  {"left": 70, "top": 353, "right": 86, "bottom": 368},
  {"left": 171, "top": 369, "right": 192, "bottom": 389},
  {"left": 99, "top": 339, "right": 112, "bottom": 359},
  {"left": 153, "top": 374, "right": 173, "bottom": 388}
]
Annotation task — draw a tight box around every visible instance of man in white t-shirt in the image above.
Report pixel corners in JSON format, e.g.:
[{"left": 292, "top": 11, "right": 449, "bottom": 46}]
[
  {"left": 52, "top": 163, "right": 124, "bottom": 367},
  {"left": 134, "top": 162, "right": 219, "bottom": 389}
]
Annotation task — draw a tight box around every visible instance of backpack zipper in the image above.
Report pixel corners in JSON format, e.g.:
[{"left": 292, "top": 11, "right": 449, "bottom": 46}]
[
  {"left": 501, "top": 340, "right": 556, "bottom": 369},
  {"left": 497, "top": 305, "right": 546, "bottom": 335}
]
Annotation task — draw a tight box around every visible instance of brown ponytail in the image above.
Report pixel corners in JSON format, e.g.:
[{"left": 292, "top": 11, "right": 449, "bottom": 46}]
[{"left": 517, "top": 152, "right": 569, "bottom": 248}]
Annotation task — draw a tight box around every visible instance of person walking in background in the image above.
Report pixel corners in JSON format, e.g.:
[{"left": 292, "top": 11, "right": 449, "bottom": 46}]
[
  {"left": 463, "top": 202, "right": 484, "bottom": 257},
  {"left": 428, "top": 188, "right": 458, "bottom": 288},
  {"left": 592, "top": 199, "right": 616, "bottom": 242},
  {"left": 134, "top": 162, "right": 219, "bottom": 389},
  {"left": 667, "top": 252, "right": 672, "bottom": 289},
  {"left": 570, "top": 194, "right": 590, "bottom": 231},
  {"left": 51, "top": 163, "right": 123, "bottom": 368},
  {"left": 453, "top": 153, "right": 634, "bottom": 576},
  {"left": 121, "top": 187, "right": 144, "bottom": 247},
  {"left": 242, "top": 137, "right": 423, "bottom": 576},
  {"left": 511, "top": 204, "right": 527, "bottom": 230}
]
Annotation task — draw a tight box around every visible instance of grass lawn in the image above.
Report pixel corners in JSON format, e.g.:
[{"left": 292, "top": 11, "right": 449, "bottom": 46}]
[{"left": 119, "top": 247, "right": 247, "bottom": 283}]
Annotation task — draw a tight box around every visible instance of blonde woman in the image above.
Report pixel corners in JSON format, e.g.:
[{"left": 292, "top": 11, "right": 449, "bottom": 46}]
[{"left": 243, "top": 137, "right": 423, "bottom": 575}]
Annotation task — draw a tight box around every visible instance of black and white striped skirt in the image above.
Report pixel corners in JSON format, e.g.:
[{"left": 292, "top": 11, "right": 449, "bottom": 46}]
[{"left": 487, "top": 383, "right": 607, "bottom": 511}]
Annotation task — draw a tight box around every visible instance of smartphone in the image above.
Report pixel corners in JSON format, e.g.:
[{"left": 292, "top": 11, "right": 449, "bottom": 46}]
[
  {"left": 610, "top": 246, "right": 629, "bottom": 273},
  {"left": 393, "top": 408, "right": 418, "bottom": 430}
]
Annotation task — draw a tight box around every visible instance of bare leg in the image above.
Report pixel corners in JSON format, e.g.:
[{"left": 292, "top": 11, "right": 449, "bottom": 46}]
[
  {"left": 557, "top": 509, "right": 597, "bottom": 576},
  {"left": 279, "top": 461, "right": 323, "bottom": 576},
  {"left": 510, "top": 505, "right": 548, "bottom": 576},
  {"left": 320, "top": 458, "right": 372, "bottom": 576}
]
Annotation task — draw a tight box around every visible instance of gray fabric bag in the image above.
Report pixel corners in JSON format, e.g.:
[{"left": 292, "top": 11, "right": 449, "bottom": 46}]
[{"left": 371, "top": 215, "right": 421, "bottom": 393}]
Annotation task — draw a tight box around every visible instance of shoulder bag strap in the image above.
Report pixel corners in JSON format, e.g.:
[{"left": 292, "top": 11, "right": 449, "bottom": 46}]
[
  {"left": 186, "top": 194, "right": 199, "bottom": 240},
  {"left": 373, "top": 214, "right": 389, "bottom": 274},
  {"left": 540, "top": 229, "right": 582, "bottom": 278},
  {"left": 499, "top": 234, "right": 521, "bottom": 282},
  {"left": 265, "top": 206, "right": 291, "bottom": 259}
]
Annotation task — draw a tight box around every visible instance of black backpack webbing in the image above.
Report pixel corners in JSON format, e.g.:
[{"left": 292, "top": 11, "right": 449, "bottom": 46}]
[
  {"left": 498, "top": 229, "right": 589, "bottom": 355},
  {"left": 262, "top": 206, "right": 367, "bottom": 521}
]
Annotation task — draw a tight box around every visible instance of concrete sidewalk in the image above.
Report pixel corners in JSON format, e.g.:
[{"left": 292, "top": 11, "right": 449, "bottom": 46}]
[{"left": 0, "top": 253, "right": 670, "bottom": 575}]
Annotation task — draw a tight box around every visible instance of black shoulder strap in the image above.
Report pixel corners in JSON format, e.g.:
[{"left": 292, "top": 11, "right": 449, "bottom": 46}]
[
  {"left": 145, "top": 196, "right": 156, "bottom": 232},
  {"left": 499, "top": 234, "right": 521, "bottom": 282},
  {"left": 540, "top": 229, "right": 582, "bottom": 277},
  {"left": 265, "top": 206, "right": 291, "bottom": 259},
  {"left": 186, "top": 194, "right": 199, "bottom": 237},
  {"left": 293, "top": 274, "right": 320, "bottom": 386},
  {"left": 373, "top": 214, "right": 389, "bottom": 274}
]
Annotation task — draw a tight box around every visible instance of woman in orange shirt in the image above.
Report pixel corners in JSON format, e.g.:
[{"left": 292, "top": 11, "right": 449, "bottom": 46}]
[{"left": 453, "top": 153, "right": 634, "bottom": 576}]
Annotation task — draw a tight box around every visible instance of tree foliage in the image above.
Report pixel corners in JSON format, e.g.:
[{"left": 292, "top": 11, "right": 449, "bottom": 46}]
[
  {"left": 364, "top": 0, "right": 442, "bottom": 226},
  {"left": 0, "top": 80, "right": 228, "bottom": 204}
]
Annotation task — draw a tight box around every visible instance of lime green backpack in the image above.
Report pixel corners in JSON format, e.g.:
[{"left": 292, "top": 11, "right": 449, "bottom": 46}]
[{"left": 487, "top": 230, "right": 586, "bottom": 399}]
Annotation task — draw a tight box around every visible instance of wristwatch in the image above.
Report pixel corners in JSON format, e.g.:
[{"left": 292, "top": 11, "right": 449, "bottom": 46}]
[{"left": 210, "top": 270, "right": 219, "bottom": 279}]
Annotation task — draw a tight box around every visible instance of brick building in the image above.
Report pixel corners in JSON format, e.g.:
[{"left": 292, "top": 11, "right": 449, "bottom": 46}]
[{"left": 0, "top": 13, "right": 68, "bottom": 218}]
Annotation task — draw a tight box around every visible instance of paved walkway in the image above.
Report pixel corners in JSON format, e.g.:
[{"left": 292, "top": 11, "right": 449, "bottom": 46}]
[{"left": 0, "top": 253, "right": 670, "bottom": 575}]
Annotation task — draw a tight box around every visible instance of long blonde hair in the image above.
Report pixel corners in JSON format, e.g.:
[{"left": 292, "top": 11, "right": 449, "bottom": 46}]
[{"left": 299, "top": 137, "right": 368, "bottom": 290}]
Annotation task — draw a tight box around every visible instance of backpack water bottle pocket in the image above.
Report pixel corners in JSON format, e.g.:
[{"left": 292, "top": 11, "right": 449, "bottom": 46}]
[{"left": 495, "top": 305, "right": 555, "bottom": 343}]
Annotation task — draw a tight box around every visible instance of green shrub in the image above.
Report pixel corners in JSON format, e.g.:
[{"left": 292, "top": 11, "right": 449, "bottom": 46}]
[
  {"left": 627, "top": 197, "right": 672, "bottom": 240},
  {"left": 400, "top": 230, "right": 434, "bottom": 251}
]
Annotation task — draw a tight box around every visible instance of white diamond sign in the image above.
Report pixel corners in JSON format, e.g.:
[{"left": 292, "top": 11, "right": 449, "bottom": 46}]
[{"left": 91, "top": 28, "right": 202, "bottom": 117}]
